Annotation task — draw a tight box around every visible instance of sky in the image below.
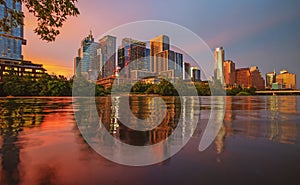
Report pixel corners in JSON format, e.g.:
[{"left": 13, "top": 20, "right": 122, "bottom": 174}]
[{"left": 22, "top": 0, "right": 300, "bottom": 88}]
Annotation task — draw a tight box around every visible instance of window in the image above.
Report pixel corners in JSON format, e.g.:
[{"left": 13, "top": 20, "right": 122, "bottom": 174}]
[
  {"left": 14, "top": 39, "right": 17, "bottom": 54},
  {"left": 25, "top": 68, "right": 32, "bottom": 72}
]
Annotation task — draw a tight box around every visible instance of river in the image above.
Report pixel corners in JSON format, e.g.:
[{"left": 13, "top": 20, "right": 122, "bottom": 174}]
[{"left": 0, "top": 96, "right": 299, "bottom": 185}]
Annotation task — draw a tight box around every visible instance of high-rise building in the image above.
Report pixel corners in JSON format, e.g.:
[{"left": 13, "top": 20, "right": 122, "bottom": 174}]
[
  {"left": 149, "top": 35, "right": 183, "bottom": 80},
  {"left": 236, "top": 68, "right": 251, "bottom": 88},
  {"left": 150, "top": 35, "right": 169, "bottom": 73},
  {"left": 192, "top": 68, "right": 201, "bottom": 82},
  {"left": 183, "top": 62, "right": 191, "bottom": 80},
  {"left": 190, "top": 66, "right": 201, "bottom": 82},
  {"left": 276, "top": 70, "right": 296, "bottom": 89},
  {"left": 223, "top": 60, "right": 236, "bottom": 87},
  {"left": 266, "top": 70, "right": 276, "bottom": 89},
  {"left": 0, "top": 0, "right": 26, "bottom": 60},
  {"left": 99, "top": 35, "right": 116, "bottom": 78},
  {"left": 155, "top": 50, "right": 183, "bottom": 79},
  {"left": 214, "top": 47, "right": 225, "bottom": 85},
  {"left": 250, "top": 66, "right": 265, "bottom": 90},
  {"left": 74, "top": 31, "right": 100, "bottom": 80},
  {"left": 145, "top": 48, "right": 150, "bottom": 71},
  {"left": 235, "top": 66, "right": 265, "bottom": 90},
  {"left": 117, "top": 38, "right": 147, "bottom": 78},
  {"left": 0, "top": 0, "right": 46, "bottom": 82}
]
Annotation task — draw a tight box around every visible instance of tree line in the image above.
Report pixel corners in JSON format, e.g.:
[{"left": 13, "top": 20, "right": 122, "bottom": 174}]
[{"left": 0, "top": 73, "right": 256, "bottom": 97}]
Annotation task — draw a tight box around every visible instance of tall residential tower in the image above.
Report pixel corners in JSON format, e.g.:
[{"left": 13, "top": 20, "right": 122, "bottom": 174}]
[
  {"left": 0, "top": 0, "right": 26, "bottom": 60},
  {"left": 214, "top": 47, "right": 225, "bottom": 85}
]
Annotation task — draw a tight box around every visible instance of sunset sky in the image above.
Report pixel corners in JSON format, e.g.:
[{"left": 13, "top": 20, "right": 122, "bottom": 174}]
[{"left": 22, "top": 0, "right": 300, "bottom": 88}]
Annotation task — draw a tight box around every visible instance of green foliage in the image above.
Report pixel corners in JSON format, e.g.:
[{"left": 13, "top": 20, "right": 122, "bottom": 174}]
[
  {"left": 226, "top": 87, "right": 256, "bottom": 96},
  {"left": 0, "top": 0, "right": 80, "bottom": 42},
  {"left": 156, "top": 79, "right": 177, "bottom": 96},
  {"left": 236, "top": 91, "right": 251, "bottom": 96},
  {"left": 194, "top": 82, "right": 211, "bottom": 96},
  {"left": 111, "top": 79, "right": 212, "bottom": 96},
  {"left": 131, "top": 81, "right": 150, "bottom": 93},
  {"left": 72, "top": 74, "right": 106, "bottom": 96},
  {"left": 226, "top": 87, "right": 242, "bottom": 96},
  {"left": 0, "top": 73, "right": 74, "bottom": 96}
]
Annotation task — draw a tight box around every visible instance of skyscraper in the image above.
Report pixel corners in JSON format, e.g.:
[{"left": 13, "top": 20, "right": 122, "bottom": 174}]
[
  {"left": 183, "top": 62, "right": 191, "bottom": 80},
  {"left": 0, "top": 0, "right": 26, "bottom": 60},
  {"left": 223, "top": 60, "right": 236, "bottom": 87},
  {"left": 150, "top": 35, "right": 169, "bottom": 73},
  {"left": 99, "top": 35, "right": 116, "bottom": 78},
  {"left": 214, "top": 47, "right": 225, "bottom": 85},
  {"left": 155, "top": 50, "right": 183, "bottom": 79},
  {"left": 117, "top": 38, "right": 147, "bottom": 78},
  {"left": 149, "top": 35, "right": 183, "bottom": 80},
  {"left": 74, "top": 31, "right": 100, "bottom": 80},
  {"left": 266, "top": 69, "right": 276, "bottom": 89},
  {"left": 0, "top": 0, "right": 46, "bottom": 82}
]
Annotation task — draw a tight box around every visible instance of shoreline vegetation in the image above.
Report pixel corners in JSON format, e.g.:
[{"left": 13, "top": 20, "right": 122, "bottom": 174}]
[{"left": 0, "top": 73, "right": 293, "bottom": 97}]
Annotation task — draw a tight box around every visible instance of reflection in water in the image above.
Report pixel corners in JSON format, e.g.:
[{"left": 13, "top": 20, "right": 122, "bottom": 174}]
[
  {"left": 0, "top": 98, "right": 72, "bottom": 185},
  {"left": 214, "top": 96, "right": 299, "bottom": 155},
  {"left": 0, "top": 99, "right": 44, "bottom": 185},
  {"left": 0, "top": 96, "right": 299, "bottom": 184},
  {"left": 78, "top": 96, "right": 200, "bottom": 165}
]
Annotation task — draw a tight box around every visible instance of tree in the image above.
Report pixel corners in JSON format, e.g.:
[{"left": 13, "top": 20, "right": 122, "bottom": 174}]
[{"left": 0, "top": 0, "right": 80, "bottom": 42}]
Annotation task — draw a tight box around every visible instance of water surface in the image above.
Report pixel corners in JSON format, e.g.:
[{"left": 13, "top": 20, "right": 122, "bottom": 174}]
[{"left": 0, "top": 96, "right": 299, "bottom": 185}]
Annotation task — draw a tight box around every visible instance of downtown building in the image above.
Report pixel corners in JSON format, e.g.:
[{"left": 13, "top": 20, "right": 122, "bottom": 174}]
[
  {"left": 275, "top": 69, "right": 296, "bottom": 89},
  {"left": 117, "top": 38, "right": 150, "bottom": 79},
  {"left": 235, "top": 66, "right": 265, "bottom": 90},
  {"left": 150, "top": 35, "right": 183, "bottom": 81},
  {"left": 0, "top": 0, "right": 46, "bottom": 82},
  {"left": 74, "top": 32, "right": 117, "bottom": 80},
  {"left": 99, "top": 35, "right": 116, "bottom": 78},
  {"left": 265, "top": 70, "right": 276, "bottom": 89},
  {"left": 213, "top": 47, "right": 225, "bottom": 85},
  {"left": 74, "top": 31, "right": 100, "bottom": 80},
  {"left": 223, "top": 60, "right": 236, "bottom": 87},
  {"left": 219, "top": 47, "right": 265, "bottom": 90}
]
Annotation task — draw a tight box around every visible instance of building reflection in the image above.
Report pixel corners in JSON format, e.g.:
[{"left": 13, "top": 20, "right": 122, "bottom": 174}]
[
  {"left": 96, "top": 96, "right": 181, "bottom": 146},
  {"left": 213, "top": 96, "right": 299, "bottom": 155},
  {"left": 92, "top": 96, "right": 200, "bottom": 164},
  {"left": 266, "top": 96, "right": 298, "bottom": 144},
  {"left": 0, "top": 98, "right": 44, "bottom": 185}
]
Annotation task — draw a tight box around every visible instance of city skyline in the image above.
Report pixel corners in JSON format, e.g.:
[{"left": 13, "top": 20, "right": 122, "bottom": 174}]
[{"left": 21, "top": 0, "right": 300, "bottom": 88}]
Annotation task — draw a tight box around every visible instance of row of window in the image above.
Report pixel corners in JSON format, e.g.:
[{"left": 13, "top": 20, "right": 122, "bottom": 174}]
[
  {"left": 1, "top": 71, "right": 43, "bottom": 77},
  {"left": 0, "top": 66, "right": 44, "bottom": 73}
]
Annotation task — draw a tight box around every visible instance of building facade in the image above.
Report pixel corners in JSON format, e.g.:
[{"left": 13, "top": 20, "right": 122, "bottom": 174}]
[
  {"left": 214, "top": 47, "right": 225, "bottom": 85},
  {"left": 150, "top": 35, "right": 170, "bottom": 73},
  {"left": 0, "top": 0, "right": 26, "bottom": 60},
  {"left": 276, "top": 70, "right": 296, "bottom": 89},
  {"left": 155, "top": 50, "right": 183, "bottom": 80},
  {"left": 149, "top": 35, "right": 183, "bottom": 80},
  {"left": 0, "top": 0, "right": 46, "bottom": 82},
  {"left": 117, "top": 38, "right": 148, "bottom": 79},
  {"left": 99, "top": 35, "right": 116, "bottom": 78},
  {"left": 265, "top": 70, "right": 276, "bottom": 89},
  {"left": 183, "top": 62, "right": 191, "bottom": 80},
  {"left": 73, "top": 31, "right": 100, "bottom": 80},
  {"left": 0, "top": 58, "right": 46, "bottom": 81},
  {"left": 235, "top": 66, "right": 265, "bottom": 90},
  {"left": 250, "top": 66, "right": 265, "bottom": 90},
  {"left": 236, "top": 68, "right": 251, "bottom": 88},
  {"left": 223, "top": 60, "right": 236, "bottom": 87}
]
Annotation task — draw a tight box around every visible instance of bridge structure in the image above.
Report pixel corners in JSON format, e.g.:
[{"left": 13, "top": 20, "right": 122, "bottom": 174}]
[{"left": 256, "top": 90, "right": 300, "bottom": 95}]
